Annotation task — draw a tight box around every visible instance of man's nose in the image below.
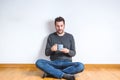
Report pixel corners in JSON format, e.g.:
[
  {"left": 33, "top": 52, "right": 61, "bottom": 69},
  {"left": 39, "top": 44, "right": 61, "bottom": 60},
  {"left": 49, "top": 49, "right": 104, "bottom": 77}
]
[{"left": 59, "top": 26, "right": 62, "bottom": 29}]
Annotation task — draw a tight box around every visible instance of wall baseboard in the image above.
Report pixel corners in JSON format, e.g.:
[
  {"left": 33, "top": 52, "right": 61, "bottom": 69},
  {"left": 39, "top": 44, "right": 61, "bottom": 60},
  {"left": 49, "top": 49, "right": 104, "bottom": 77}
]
[
  {"left": 0, "top": 64, "right": 36, "bottom": 68},
  {"left": 85, "top": 64, "right": 120, "bottom": 69},
  {"left": 0, "top": 64, "right": 120, "bottom": 69}
]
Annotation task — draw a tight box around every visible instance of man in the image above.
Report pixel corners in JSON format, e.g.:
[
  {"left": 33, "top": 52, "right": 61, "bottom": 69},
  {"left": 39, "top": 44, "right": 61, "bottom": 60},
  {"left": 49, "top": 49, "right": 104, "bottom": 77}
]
[{"left": 36, "top": 16, "right": 84, "bottom": 80}]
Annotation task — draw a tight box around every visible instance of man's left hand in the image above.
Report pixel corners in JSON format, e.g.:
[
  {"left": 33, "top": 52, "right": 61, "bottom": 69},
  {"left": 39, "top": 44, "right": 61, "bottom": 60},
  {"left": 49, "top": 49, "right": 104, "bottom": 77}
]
[{"left": 60, "top": 48, "right": 70, "bottom": 53}]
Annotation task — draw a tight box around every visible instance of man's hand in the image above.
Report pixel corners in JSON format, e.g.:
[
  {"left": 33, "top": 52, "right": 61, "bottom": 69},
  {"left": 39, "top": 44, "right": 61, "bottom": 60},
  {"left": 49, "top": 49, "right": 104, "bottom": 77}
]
[
  {"left": 51, "top": 44, "right": 57, "bottom": 52},
  {"left": 60, "top": 48, "right": 70, "bottom": 53}
]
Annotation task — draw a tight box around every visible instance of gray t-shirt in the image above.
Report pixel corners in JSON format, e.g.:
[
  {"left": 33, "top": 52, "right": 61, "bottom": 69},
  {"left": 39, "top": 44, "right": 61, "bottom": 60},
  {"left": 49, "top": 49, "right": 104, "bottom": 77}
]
[{"left": 45, "top": 32, "right": 76, "bottom": 61}]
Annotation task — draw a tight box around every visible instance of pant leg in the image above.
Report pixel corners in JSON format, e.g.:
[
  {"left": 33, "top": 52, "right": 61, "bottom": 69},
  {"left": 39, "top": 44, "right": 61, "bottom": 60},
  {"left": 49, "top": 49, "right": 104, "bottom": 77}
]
[
  {"left": 35, "top": 59, "right": 64, "bottom": 78},
  {"left": 62, "top": 62, "right": 84, "bottom": 74}
]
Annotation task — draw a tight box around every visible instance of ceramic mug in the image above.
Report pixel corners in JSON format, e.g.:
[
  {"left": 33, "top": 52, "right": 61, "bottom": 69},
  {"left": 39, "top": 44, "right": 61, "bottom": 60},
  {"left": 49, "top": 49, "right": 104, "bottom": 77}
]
[{"left": 57, "top": 44, "right": 63, "bottom": 51}]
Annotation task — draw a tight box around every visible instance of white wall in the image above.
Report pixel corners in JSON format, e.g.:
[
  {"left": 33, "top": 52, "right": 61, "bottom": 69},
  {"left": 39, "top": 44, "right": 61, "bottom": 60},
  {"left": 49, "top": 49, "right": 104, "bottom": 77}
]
[{"left": 0, "top": 0, "right": 120, "bottom": 64}]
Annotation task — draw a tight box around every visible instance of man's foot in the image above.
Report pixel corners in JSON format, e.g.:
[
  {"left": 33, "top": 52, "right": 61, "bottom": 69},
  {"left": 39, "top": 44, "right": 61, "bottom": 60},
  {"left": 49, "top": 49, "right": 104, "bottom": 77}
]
[
  {"left": 63, "top": 74, "right": 75, "bottom": 80},
  {"left": 42, "top": 73, "right": 55, "bottom": 78}
]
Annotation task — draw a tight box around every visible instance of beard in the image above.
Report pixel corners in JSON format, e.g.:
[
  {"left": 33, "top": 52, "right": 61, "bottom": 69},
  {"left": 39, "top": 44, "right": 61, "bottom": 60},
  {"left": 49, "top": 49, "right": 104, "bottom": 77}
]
[{"left": 57, "top": 30, "right": 64, "bottom": 34}]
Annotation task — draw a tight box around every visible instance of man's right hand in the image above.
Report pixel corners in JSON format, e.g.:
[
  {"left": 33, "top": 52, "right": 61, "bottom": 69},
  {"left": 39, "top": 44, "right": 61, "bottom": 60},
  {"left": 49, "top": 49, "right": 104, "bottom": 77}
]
[{"left": 51, "top": 44, "right": 57, "bottom": 52}]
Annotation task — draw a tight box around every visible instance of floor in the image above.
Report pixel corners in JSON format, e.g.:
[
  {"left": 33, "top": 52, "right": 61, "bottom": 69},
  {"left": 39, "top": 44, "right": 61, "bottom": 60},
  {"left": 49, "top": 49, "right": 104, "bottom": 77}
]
[{"left": 0, "top": 66, "right": 120, "bottom": 80}]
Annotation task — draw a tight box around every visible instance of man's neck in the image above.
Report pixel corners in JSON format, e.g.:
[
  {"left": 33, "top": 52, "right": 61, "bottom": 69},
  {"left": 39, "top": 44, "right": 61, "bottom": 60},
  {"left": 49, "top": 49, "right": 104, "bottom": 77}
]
[{"left": 57, "top": 32, "right": 65, "bottom": 36}]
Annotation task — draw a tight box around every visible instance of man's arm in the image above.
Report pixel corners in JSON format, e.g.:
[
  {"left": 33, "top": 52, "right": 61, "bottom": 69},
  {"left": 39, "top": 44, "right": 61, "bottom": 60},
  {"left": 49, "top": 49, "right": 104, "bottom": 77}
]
[
  {"left": 67, "top": 35, "right": 76, "bottom": 57},
  {"left": 45, "top": 36, "right": 52, "bottom": 56},
  {"left": 45, "top": 35, "right": 58, "bottom": 56},
  {"left": 61, "top": 35, "right": 76, "bottom": 57}
]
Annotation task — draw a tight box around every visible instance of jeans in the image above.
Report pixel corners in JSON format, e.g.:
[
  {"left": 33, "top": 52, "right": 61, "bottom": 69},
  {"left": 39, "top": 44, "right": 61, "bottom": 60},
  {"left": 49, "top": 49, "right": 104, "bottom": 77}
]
[{"left": 36, "top": 59, "right": 84, "bottom": 78}]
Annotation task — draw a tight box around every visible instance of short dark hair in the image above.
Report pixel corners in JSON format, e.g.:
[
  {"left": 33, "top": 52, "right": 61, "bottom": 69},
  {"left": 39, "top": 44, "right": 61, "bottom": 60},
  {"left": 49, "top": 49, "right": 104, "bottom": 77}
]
[{"left": 54, "top": 16, "right": 65, "bottom": 25}]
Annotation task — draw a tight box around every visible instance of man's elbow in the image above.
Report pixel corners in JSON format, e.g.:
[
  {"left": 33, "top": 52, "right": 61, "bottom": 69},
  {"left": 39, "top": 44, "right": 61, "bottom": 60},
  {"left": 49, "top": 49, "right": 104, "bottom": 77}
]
[{"left": 45, "top": 53, "right": 50, "bottom": 56}]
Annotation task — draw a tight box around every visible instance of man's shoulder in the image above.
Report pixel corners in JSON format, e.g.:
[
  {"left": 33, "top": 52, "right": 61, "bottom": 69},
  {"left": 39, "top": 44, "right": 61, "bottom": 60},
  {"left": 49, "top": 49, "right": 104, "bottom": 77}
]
[
  {"left": 65, "top": 32, "right": 74, "bottom": 38},
  {"left": 48, "top": 32, "right": 74, "bottom": 38},
  {"left": 48, "top": 32, "right": 56, "bottom": 37}
]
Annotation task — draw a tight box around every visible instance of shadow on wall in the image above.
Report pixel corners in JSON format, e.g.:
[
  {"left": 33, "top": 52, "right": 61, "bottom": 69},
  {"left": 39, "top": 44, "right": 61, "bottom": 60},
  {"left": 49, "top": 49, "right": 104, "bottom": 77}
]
[{"left": 37, "top": 19, "right": 55, "bottom": 61}]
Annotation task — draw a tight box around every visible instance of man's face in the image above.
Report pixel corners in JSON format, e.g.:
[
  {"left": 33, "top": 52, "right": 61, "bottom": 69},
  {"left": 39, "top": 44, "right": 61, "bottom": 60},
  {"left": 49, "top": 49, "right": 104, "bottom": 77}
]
[{"left": 55, "top": 21, "right": 65, "bottom": 34}]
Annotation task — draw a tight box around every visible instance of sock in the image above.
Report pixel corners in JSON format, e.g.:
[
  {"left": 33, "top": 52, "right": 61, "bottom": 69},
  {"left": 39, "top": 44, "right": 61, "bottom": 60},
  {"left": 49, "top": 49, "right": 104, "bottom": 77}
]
[
  {"left": 63, "top": 73, "right": 75, "bottom": 80},
  {"left": 42, "top": 72, "right": 55, "bottom": 78}
]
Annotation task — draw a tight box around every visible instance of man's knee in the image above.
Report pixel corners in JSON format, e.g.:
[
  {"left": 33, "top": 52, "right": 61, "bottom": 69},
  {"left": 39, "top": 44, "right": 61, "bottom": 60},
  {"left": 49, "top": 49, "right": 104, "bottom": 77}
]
[
  {"left": 35, "top": 59, "right": 47, "bottom": 68},
  {"left": 76, "top": 62, "right": 84, "bottom": 72}
]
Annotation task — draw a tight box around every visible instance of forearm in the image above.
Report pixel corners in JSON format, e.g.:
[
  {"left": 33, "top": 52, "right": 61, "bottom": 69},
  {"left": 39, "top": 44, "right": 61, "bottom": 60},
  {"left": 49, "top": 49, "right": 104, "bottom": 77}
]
[
  {"left": 45, "top": 49, "right": 52, "bottom": 56},
  {"left": 68, "top": 50, "right": 76, "bottom": 57}
]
